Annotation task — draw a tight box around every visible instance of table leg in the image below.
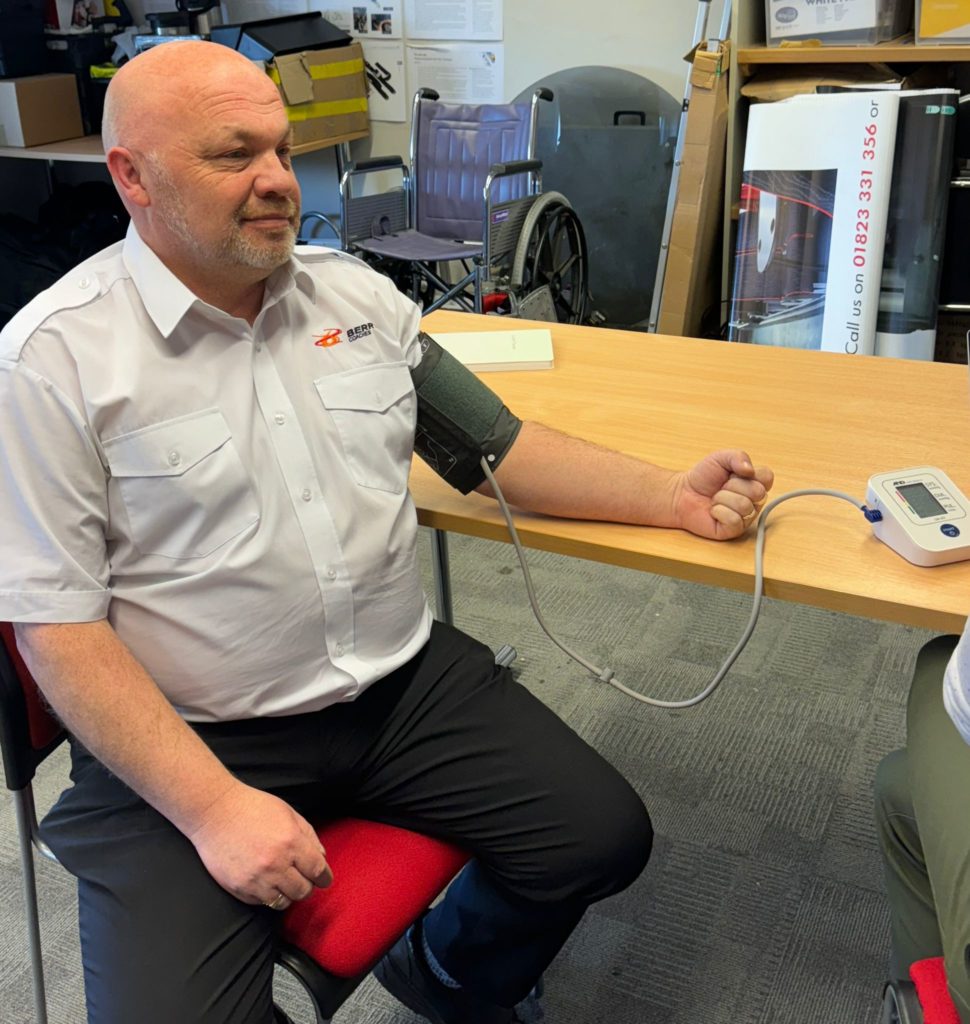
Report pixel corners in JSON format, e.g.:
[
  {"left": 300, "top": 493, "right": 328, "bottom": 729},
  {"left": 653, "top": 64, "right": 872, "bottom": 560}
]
[{"left": 430, "top": 529, "right": 454, "bottom": 625}]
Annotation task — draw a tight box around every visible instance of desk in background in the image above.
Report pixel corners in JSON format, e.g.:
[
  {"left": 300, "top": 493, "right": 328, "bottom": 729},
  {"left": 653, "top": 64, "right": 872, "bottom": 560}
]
[{"left": 414, "top": 311, "right": 970, "bottom": 635}]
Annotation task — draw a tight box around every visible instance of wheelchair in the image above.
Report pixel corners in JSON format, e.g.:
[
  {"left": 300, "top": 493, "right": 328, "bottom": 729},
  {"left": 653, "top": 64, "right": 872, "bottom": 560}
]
[{"left": 338, "top": 87, "right": 589, "bottom": 324}]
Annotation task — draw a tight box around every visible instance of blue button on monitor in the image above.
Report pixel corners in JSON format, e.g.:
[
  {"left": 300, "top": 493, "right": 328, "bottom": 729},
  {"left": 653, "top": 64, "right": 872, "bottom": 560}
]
[{"left": 941, "top": 523, "right": 961, "bottom": 538}]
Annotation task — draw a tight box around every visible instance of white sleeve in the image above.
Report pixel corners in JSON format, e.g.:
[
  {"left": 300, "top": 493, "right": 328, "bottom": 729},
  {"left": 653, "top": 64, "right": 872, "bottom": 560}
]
[
  {"left": 384, "top": 280, "right": 423, "bottom": 369},
  {"left": 0, "top": 360, "right": 110, "bottom": 622}
]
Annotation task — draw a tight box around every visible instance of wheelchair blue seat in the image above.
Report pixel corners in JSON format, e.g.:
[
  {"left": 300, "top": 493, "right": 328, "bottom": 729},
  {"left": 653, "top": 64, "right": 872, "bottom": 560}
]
[{"left": 339, "top": 87, "right": 588, "bottom": 320}]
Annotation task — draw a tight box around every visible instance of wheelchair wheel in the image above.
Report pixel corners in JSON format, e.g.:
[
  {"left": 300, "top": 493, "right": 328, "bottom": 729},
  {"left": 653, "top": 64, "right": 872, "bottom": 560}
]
[
  {"left": 882, "top": 980, "right": 924, "bottom": 1024},
  {"left": 510, "top": 192, "right": 589, "bottom": 324}
]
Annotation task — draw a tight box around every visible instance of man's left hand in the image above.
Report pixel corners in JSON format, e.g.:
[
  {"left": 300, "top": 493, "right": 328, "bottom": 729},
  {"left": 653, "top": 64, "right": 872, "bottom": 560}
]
[{"left": 672, "top": 450, "right": 774, "bottom": 541}]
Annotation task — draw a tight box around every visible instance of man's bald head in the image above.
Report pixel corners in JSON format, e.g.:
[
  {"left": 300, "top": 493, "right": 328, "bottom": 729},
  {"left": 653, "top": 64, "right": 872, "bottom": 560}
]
[
  {"left": 101, "top": 39, "right": 300, "bottom": 310},
  {"left": 102, "top": 41, "right": 281, "bottom": 153}
]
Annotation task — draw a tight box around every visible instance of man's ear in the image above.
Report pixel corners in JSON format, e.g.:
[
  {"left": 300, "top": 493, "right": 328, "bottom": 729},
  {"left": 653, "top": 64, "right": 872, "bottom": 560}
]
[{"left": 105, "top": 147, "right": 150, "bottom": 209}]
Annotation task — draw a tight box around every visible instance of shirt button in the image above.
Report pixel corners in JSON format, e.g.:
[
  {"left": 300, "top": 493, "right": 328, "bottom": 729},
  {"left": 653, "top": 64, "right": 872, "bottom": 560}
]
[
  {"left": 78, "top": 276, "right": 91, "bottom": 289},
  {"left": 374, "top": 390, "right": 383, "bottom": 403},
  {"left": 274, "top": 413, "right": 286, "bottom": 425},
  {"left": 326, "top": 567, "right": 337, "bottom": 580},
  {"left": 335, "top": 643, "right": 345, "bottom": 657},
  {"left": 301, "top": 488, "right": 312, "bottom": 502},
  {"left": 255, "top": 343, "right": 263, "bottom": 353},
  {"left": 168, "top": 451, "right": 181, "bottom": 466}
]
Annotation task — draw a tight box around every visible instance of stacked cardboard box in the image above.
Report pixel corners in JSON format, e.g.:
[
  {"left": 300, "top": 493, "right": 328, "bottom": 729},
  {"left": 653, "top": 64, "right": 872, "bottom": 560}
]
[
  {"left": 267, "top": 41, "right": 369, "bottom": 152},
  {"left": 0, "top": 73, "right": 83, "bottom": 147}
]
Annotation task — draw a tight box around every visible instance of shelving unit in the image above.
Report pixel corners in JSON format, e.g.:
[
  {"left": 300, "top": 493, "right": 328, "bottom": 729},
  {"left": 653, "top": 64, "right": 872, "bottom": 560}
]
[
  {"left": 738, "top": 42, "right": 970, "bottom": 66},
  {"left": 723, "top": 2, "right": 970, "bottom": 316},
  {"left": 0, "top": 132, "right": 358, "bottom": 164}
]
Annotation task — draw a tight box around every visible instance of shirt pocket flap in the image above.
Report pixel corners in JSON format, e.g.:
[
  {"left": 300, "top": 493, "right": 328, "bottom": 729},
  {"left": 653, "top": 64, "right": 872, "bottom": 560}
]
[
  {"left": 314, "top": 363, "right": 412, "bottom": 414},
  {"left": 104, "top": 409, "right": 232, "bottom": 479}
]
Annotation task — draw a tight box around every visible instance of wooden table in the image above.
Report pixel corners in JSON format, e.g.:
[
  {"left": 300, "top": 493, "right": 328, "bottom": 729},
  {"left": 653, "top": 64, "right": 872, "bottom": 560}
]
[{"left": 413, "top": 310, "right": 970, "bottom": 634}]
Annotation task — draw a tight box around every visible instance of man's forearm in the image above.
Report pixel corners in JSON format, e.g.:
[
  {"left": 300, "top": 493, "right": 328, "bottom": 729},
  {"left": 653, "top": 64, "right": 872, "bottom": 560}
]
[
  {"left": 14, "top": 619, "right": 238, "bottom": 837},
  {"left": 477, "top": 420, "right": 680, "bottom": 526}
]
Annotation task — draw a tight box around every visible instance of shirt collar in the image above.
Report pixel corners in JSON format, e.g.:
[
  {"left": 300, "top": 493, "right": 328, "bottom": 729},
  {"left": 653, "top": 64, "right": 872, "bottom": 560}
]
[
  {"left": 122, "top": 222, "right": 200, "bottom": 338},
  {"left": 122, "top": 222, "right": 318, "bottom": 338}
]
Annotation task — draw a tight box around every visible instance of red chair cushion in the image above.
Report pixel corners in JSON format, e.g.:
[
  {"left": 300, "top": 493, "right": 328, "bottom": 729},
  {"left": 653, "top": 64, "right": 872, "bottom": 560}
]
[
  {"left": 281, "top": 817, "right": 470, "bottom": 978},
  {"left": 910, "top": 957, "right": 961, "bottom": 1024}
]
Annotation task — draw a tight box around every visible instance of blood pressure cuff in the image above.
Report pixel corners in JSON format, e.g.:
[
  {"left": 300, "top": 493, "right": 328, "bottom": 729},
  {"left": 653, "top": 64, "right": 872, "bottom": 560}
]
[{"left": 411, "top": 332, "right": 522, "bottom": 494}]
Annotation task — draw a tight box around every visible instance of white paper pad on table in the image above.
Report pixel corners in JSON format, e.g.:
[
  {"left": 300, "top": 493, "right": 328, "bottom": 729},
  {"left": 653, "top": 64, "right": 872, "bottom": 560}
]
[{"left": 430, "top": 329, "right": 554, "bottom": 371}]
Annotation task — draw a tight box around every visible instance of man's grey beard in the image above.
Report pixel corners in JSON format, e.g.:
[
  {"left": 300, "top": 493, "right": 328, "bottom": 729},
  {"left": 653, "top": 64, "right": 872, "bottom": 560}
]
[{"left": 145, "top": 153, "right": 297, "bottom": 271}]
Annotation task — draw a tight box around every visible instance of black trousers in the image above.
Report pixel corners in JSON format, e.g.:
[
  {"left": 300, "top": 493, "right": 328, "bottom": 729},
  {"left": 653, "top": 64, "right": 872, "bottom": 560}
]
[{"left": 42, "top": 622, "right": 652, "bottom": 1023}]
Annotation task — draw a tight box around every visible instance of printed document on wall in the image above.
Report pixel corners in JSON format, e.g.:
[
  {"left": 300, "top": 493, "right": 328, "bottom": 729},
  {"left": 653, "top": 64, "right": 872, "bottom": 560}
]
[
  {"left": 406, "top": 44, "right": 504, "bottom": 104},
  {"left": 311, "top": 0, "right": 402, "bottom": 38},
  {"left": 361, "top": 39, "right": 406, "bottom": 121},
  {"left": 405, "top": 0, "right": 502, "bottom": 41},
  {"left": 727, "top": 91, "right": 899, "bottom": 354}
]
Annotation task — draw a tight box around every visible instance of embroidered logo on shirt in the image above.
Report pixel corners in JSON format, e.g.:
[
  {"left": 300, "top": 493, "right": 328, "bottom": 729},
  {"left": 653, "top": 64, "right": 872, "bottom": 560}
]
[
  {"left": 347, "top": 322, "right": 374, "bottom": 343},
  {"left": 314, "top": 329, "right": 343, "bottom": 348}
]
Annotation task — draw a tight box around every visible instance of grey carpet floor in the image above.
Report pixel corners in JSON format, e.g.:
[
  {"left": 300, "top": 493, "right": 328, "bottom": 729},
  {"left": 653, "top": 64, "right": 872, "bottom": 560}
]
[{"left": 0, "top": 529, "right": 936, "bottom": 1023}]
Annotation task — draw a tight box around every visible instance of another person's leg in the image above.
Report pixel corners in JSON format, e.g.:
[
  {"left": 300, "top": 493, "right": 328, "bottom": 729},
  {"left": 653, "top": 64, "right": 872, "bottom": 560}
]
[
  {"left": 339, "top": 622, "right": 653, "bottom": 1012},
  {"left": 875, "top": 634, "right": 970, "bottom": 1022},
  {"left": 42, "top": 742, "right": 280, "bottom": 1024}
]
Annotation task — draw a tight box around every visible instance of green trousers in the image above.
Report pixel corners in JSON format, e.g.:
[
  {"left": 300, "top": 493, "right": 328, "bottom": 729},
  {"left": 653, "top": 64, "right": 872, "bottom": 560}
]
[{"left": 875, "top": 634, "right": 970, "bottom": 1023}]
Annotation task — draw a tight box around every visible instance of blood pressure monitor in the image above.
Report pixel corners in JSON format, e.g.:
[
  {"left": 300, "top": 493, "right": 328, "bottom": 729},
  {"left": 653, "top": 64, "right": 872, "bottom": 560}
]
[{"left": 866, "top": 467, "right": 970, "bottom": 566}]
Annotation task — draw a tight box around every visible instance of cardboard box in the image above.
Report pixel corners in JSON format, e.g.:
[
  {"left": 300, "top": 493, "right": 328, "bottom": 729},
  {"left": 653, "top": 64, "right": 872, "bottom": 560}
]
[
  {"left": 0, "top": 73, "right": 83, "bottom": 148},
  {"left": 267, "top": 41, "right": 369, "bottom": 152},
  {"left": 657, "top": 42, "right": 730, "bottom": 339},
  {"left": 767, "top": 0, "right": 913, "bottom": 45},
  {"left": 918, "top": 0, "right": 970, "bottom": 41}
]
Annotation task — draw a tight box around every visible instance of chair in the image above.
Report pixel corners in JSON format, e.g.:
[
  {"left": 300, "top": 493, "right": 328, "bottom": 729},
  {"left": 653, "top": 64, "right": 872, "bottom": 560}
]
[
  {"left": 0, "top": 622, "right": 470, "bottom": 1024},
  {"left": 339, "top": 87, "right": 589, "bottom": 323},
  {"left": 882, "top": 957, "right": 962, "bottom": 1024}
]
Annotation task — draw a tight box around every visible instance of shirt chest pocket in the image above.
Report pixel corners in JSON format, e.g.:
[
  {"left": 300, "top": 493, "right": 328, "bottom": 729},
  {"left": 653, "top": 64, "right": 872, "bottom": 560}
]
[
  {"left": 103, "top": 409, "right": 259, "bottom": 559},
  {"left": 314, "top": 363, "right": 416, "bottom": 494}
]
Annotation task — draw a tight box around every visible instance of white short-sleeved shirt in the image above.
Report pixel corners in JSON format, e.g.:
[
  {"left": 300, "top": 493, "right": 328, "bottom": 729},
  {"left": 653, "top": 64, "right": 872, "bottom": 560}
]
[
  {"left": 0, "top": 224, "right": 435, "bottom": 722},
  {"left": 943, "top": 626, "right": 970, "bottom": 744}
]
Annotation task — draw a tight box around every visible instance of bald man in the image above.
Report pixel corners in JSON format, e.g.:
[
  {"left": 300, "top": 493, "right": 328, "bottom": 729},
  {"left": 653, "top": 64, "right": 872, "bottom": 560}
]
[{"left": 0, "top": 41, "right": 772, "bottom": 1024}]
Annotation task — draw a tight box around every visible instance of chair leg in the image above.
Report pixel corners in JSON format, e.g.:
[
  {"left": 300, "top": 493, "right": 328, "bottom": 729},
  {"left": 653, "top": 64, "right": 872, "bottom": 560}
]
[
  {"left": 882, "top": 980, "right": 924, "bottom": 1024},
  {"left": 276, "top": 944, "right": 365, "bottom": 1024},
  {"left": 13, "top": 790, "right": 48, "bottom": 1024}
]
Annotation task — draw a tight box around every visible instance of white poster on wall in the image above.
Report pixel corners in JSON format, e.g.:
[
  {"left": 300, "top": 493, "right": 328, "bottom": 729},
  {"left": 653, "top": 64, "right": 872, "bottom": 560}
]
[
  {"left": 405, "top": 44, "right": 504, "bottom": 104},
  {"left": 311, "top": 0, "right": 402, "bottom": 38},
  {"left": 405, "top": 0, "right": 501, "bottom": 41},
  {"left": 361, "top": 39, "right": 406, "bottom": 121}
]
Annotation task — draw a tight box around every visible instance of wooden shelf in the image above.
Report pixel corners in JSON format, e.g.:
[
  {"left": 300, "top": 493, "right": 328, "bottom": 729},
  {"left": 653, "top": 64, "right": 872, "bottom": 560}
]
[
  {"left": 291, "top": 128, "right": 368, "bottom": 157},
  {"left": 739, "top": 42, "right": 970, "bottom": 65},
  {"left": 0, "top": 131, "right": 364, "bottom": 163},
  {"left": 0, "top": 134, "right": 106, "bottom": 163}
]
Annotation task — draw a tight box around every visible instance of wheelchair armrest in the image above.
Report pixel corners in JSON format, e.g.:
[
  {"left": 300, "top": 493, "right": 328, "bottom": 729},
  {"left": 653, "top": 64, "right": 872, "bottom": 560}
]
[
  {"left": 346, "top": 155, "right": 406, "bottom": 176},
  {"left": 533, "top": 87, "right": 553, "bottom": 102},
  {"left": 417, "top": 86, "right": 440, "bottom": 102},
  {"left": 488, "top": 159, "right": 542, "bottom": 179}
]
